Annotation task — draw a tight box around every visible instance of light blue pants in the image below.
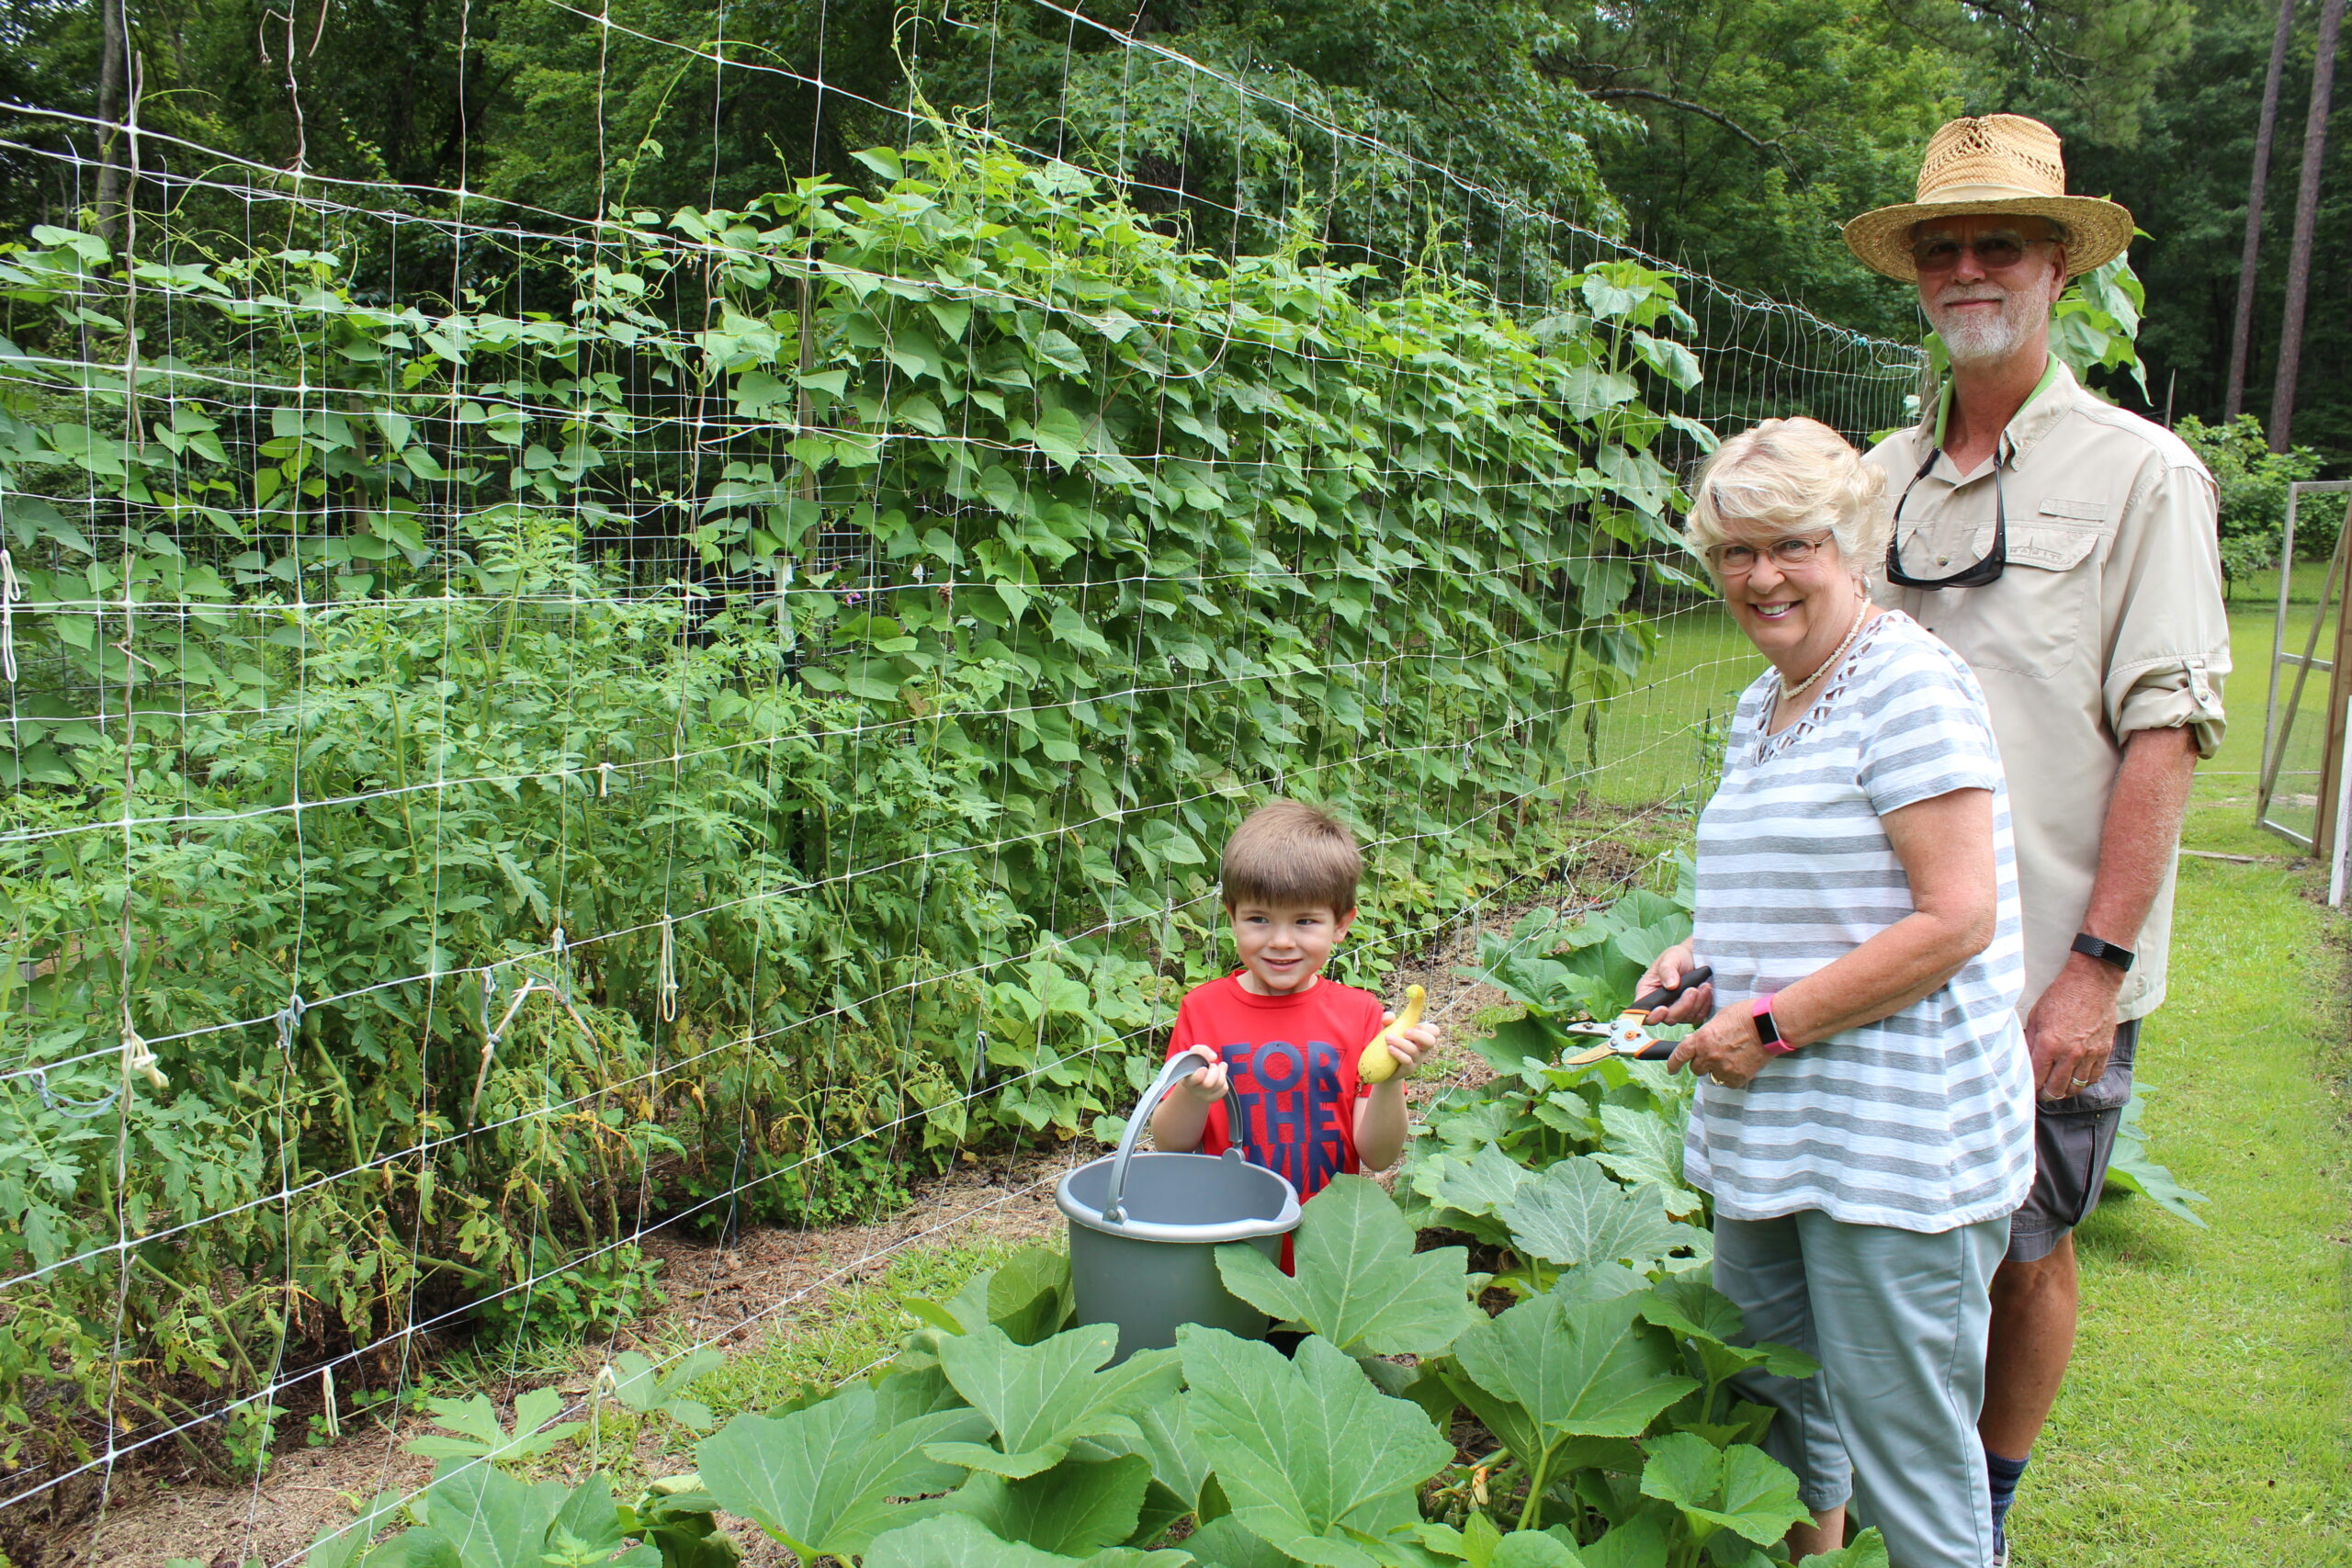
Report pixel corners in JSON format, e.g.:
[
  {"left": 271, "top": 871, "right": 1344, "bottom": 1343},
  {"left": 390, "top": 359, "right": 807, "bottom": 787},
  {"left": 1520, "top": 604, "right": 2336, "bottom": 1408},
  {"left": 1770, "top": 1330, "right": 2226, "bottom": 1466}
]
[{"left": 1712, "top": 1209, "right": 2008, "bottom": 1568}]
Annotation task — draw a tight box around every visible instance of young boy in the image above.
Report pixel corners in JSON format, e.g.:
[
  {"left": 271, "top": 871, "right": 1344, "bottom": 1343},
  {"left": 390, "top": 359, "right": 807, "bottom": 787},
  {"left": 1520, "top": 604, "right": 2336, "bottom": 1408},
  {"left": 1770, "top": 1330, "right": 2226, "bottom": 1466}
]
[{"left": 1149, "top": 801, "right": 1437, "bottom": 1204}]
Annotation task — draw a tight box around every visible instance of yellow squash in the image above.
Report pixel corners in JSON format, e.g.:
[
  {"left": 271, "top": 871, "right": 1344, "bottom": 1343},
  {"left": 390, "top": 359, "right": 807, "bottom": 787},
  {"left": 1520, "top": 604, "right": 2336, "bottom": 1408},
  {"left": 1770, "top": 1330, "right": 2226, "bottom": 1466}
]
[{"left": 1358, "top": 984, "right": 1427, "bottom": 1084}]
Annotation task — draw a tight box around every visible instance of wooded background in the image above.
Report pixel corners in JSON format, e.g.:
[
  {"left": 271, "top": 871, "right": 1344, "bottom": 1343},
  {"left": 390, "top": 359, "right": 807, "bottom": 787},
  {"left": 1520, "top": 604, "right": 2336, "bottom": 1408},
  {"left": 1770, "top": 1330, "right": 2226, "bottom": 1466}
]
[{"left": 4, "top": 0, "right": 2343, "bottom": 468}]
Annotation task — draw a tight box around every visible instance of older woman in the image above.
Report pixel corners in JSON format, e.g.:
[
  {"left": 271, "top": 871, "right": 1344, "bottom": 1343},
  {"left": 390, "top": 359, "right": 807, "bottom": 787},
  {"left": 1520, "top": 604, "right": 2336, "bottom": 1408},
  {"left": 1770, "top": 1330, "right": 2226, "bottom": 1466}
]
[{"left": 1639, "top": 417, "right": 2033, "bottom": 1568}]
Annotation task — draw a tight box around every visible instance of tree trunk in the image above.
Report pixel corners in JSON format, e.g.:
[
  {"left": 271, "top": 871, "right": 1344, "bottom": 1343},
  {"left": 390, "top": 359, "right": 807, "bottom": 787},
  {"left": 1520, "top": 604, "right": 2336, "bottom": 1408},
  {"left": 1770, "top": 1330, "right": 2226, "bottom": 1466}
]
[
  {"left": 94, "top": 0, "right": 126, "bottom": 243},
  {"left": 2270, "top": 0, "right": 2345, "bottom": 453},
  {"left": 2226, "top": 0, "right": 2297, "bottom": 421}
]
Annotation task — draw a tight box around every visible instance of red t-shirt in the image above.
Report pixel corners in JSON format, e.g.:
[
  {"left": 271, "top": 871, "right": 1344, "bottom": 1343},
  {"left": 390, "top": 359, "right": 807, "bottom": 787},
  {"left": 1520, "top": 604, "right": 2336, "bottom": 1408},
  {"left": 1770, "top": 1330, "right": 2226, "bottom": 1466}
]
[{"left": 1163, "top": 973, "right": 1386, "bottom": 1204}]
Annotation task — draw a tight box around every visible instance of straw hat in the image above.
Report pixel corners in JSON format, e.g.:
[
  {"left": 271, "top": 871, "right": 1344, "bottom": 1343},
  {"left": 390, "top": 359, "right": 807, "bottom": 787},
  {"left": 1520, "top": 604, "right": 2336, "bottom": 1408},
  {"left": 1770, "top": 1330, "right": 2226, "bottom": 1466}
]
[{"left": 1844, "top": 114, "right": 2132, "bottom": 282}]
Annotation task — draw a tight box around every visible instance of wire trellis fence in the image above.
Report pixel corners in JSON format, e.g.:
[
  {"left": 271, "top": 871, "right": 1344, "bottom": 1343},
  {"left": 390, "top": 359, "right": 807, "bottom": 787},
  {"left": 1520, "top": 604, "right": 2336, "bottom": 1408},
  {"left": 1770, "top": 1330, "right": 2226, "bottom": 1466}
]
[{"left": 0, "top": 2, "right": 1919, "bottom": 1559}]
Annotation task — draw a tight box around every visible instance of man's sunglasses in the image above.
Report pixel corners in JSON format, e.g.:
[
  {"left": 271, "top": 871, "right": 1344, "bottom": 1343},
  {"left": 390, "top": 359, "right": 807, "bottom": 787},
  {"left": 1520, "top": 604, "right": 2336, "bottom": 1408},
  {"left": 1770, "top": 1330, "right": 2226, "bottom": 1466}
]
[
  {"left": 1909, "top": 231, "right": 2058, "bottom": 273},
  {"left": 1883, "top": 446, "right": 2007, "bottom": 590}
]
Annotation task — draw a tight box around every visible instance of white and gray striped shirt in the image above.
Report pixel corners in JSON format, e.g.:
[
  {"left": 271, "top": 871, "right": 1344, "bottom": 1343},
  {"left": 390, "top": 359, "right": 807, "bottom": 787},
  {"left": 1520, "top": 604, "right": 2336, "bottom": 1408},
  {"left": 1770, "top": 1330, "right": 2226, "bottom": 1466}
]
[{"left": 1685, "top": 612, "right": 2034, "bottom": 1233}]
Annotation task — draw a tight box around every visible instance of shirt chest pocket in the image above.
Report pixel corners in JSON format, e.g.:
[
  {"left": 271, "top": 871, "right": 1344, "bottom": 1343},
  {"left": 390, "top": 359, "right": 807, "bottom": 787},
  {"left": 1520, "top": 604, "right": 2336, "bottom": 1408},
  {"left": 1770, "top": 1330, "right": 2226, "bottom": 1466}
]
[{"left": 1939, "top": 521, "right": 2102, "bottom": 679}]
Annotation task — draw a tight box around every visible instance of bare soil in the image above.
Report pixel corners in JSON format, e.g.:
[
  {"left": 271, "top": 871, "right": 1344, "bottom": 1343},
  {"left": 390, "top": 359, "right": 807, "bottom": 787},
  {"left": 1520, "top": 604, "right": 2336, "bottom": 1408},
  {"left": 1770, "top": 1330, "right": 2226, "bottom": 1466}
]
[{"left": 42, "top": 870, "right": 1630, "bottom": 1568}]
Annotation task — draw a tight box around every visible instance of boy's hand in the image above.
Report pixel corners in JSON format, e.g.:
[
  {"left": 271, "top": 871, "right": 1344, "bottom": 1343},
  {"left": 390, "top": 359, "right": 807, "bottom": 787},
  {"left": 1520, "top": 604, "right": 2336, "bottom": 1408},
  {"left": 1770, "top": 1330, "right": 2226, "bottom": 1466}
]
[
  {"left": 1370, "top": 1013, "right": 1439, "bottom": 1084},
  {"left": 1174, "top": 1047, "right": 1229, "bottom": 1103}
]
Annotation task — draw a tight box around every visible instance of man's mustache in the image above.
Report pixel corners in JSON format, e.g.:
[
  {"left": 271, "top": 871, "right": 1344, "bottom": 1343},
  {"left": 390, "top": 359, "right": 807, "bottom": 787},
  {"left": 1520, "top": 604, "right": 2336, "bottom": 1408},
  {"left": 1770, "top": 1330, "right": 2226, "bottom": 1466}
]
[{"left": 1935, "top": 288, "right": 2009, "bottom": 306}]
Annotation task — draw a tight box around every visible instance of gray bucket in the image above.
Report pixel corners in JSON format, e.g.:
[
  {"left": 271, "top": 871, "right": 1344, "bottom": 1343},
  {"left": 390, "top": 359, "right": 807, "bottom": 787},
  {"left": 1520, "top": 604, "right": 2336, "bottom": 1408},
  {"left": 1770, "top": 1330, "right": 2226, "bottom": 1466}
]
[{"left": 1057, "top": 1049, "right": 1301, "bottom": 1361}]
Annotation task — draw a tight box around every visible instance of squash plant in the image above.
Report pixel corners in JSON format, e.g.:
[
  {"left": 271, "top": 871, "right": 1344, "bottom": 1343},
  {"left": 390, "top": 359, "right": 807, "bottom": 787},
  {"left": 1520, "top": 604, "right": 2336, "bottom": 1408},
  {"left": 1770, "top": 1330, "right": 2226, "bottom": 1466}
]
[{"left": 309, "top": 1179, "right": 1885, "bottom": 1568}]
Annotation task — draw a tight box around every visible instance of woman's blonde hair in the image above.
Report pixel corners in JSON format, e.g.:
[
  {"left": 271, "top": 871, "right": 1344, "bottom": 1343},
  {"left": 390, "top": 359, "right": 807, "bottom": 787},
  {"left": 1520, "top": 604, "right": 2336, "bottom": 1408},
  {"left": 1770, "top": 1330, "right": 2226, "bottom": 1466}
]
[{"left": 1683, "top": 417, "right": 1891, "bottom": 578}]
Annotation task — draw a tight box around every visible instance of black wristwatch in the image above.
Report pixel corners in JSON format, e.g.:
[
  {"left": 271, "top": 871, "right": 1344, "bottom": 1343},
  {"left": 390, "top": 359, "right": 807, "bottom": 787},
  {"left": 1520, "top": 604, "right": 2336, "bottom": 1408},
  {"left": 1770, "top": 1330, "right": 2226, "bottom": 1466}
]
[{"left": 2070, "top": 932, "right": 2136, "bottom": 973}]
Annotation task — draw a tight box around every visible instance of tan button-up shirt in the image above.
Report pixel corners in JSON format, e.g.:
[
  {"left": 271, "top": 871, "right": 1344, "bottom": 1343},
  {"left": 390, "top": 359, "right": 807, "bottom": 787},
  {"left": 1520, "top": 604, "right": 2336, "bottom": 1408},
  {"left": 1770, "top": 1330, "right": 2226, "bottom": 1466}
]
[{"left": 1867, "top": 358, "right": 2228, "bottom": 1021}]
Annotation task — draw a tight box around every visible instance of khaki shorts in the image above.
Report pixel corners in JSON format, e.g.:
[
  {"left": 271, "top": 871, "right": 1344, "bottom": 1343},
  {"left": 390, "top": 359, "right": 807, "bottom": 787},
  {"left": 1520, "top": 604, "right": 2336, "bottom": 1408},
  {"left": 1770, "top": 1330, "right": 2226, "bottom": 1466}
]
[{"left": 2006, "top": 1019, "right": 2139, "bottom": 1264}]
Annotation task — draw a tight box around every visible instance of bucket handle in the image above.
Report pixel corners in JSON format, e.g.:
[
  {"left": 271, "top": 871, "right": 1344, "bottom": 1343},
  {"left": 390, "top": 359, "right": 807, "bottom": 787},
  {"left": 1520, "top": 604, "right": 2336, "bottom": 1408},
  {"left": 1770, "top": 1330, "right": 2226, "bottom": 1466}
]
[{"left": 1102, "top": 1045, "right": 1219, "bottom": 1224}]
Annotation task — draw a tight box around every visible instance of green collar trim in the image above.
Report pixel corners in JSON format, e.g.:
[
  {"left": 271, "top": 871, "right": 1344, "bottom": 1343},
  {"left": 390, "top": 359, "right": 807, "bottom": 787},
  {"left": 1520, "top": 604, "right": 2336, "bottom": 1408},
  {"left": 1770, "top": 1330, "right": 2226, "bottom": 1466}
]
[{"left": 1931, "top": 354, "right": 2063, "bottom": 454}]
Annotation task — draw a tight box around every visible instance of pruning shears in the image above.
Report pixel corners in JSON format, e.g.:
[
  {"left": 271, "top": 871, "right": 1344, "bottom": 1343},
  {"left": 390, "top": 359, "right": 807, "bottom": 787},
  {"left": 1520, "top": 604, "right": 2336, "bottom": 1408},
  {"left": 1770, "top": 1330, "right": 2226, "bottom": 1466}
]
[{"left": 1560, "top": 966, "right": 1713, "bottom": 1067}]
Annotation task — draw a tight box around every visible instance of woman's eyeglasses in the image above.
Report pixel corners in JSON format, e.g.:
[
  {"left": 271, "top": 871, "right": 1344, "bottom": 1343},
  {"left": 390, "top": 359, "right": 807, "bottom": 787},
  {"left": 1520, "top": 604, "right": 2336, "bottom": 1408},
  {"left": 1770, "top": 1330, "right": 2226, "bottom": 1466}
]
[
  {"left": 1708, "top": 534, "right": 1833, "bottom": 574},
  {"left": 1910, "top": 231, "right": 2057, "bottom": 273}
]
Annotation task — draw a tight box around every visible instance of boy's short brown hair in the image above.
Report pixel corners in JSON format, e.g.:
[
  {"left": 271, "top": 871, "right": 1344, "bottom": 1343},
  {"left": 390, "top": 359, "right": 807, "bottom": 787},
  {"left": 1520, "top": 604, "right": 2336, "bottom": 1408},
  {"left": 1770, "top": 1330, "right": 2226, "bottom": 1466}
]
[{"left": 1219, "top": 800, "right": 1362, "bottom": 914}]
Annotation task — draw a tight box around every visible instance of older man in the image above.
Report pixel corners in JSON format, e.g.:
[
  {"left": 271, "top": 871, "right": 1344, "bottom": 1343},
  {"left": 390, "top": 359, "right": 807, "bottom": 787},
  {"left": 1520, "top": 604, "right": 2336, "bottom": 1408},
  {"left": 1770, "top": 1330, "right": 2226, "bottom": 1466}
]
[{"left": 1845, "top": 114, "right": 2229, "bottom": 1565}]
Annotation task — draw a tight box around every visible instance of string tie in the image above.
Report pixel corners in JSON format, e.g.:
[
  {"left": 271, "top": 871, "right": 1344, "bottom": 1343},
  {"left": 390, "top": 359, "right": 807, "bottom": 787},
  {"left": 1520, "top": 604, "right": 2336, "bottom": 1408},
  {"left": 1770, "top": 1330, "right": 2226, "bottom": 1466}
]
[
  {"left": 0, "top": 546, "right": 19, "bottom": 683},
  {"left": 122, "top": 1026, "right": 165, "bottom": 1091},
  {"left": 275, "top": 992, "right": 307, "bottom": 1053},
  {"left": 657, "top": 918, "right": 679, "bottom": 1022}
]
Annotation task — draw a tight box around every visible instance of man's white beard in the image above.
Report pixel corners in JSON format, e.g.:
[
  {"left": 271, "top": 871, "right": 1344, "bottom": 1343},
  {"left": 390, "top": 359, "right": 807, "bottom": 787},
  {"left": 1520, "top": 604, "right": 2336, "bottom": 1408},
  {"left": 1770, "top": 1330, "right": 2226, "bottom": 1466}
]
[{"left": 1930, "top": 285, "right": 2043, "bottom": 367}]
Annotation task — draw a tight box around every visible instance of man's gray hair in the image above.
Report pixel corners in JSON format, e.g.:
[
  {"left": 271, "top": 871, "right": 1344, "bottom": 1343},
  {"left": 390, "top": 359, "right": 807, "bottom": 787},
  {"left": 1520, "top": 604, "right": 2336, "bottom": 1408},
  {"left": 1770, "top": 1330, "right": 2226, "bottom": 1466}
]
[{"left": 1683, "top": 417, "right": 1894, "bottom": 579}]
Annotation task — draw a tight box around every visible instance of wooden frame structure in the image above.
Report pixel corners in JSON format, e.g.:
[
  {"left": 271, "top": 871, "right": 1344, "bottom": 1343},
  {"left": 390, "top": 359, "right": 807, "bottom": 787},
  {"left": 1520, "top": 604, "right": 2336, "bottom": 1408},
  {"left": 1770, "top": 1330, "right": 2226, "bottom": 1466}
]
[{"left": 2257, "top": 480, "right": 2352, "bottom": 854}]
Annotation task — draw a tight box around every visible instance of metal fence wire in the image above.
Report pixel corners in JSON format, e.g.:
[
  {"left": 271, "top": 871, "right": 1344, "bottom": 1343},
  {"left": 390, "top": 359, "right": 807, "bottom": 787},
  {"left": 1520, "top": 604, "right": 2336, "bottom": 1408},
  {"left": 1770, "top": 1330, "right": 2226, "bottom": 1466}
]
[{"left": 0, "top": 2, "right": 1920, "bottom": 1559}]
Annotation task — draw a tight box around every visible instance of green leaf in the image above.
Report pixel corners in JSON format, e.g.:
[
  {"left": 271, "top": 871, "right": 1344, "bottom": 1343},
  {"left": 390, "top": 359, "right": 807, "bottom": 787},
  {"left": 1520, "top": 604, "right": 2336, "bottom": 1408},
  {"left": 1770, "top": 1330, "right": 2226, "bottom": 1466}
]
[
  {"left": 1185, "top": 1516, "right": 1303, "bottom": 1568},
  {"left": 943, "top": 1456, "right": 1152, "bottom": 1554},
  {"left": 412, "top": 1458, "right": 571, "bottom": 1568},
  {"left": 1453, "top": 1292, "right": 1696, "bottom": 1442},
  {"left": 1497, "top": 1157, "right": 1693, "bottom": 1273},
  {"left": 2103, "top": 1091, "right": 2210, "bottom": 1226},
  {"left": 1797, "top": 1529, "right": 1892, "bottom": 1567},
  {"left": 542, "top": 1475, "right": 662, "bottom": 1566},
  {"left": 1179, "top": 1328, "right": 1453, "bottom": 1568},
  {"left": 865, "top": 1513, "right": 1081, "bottom": 1568},
  {"left": 1594, "top": 445, "right": 1675, "bottom": 519},
  {"left": 1080, "top": 1398, "right": 1216, "bottom": 1538},
  {"left": 931, "top": 1325, "right": 1182, "bottom": 1478},
  {"left": 1633, "top": 1275, "right": 1743, "bottom": 1347},
  {"left": 987, "top": 1247, "right": 1078, "bottom": 1344},
  {"left": 1411, "top": 1144, "right": 1530, "bottom": 1229},
  {"left": 602, "top": 1348, "right": 725, "bottom": 1431},
  {"left": 1031, "top": 406, "right": 1089, "bottom": 470},
  {"left": 1032, "top": 328, "right": 1092, "bottom": 377},
  {"left": 403, "top": 1389, "right": 583, "bottom": 1463},
  {"left": 1577, "top": 1516, "right": 1669, "bottom": 1568},
  {"left": 1636, "top": 1434, "right": 1810, "bottom": 1548},
  {"left": 695, "top": 1384, "right": 982, "bottom": 1557},
  {"left": 1215, "top": 1176, "right": 1478, "bottom": 1357},
  {"left": 1591, "top": 1106, "right": 1695, "bottom": 1215},
  {"left": 1492, "top": 1531, "right": 1584, "bottom": 1568},
  {"left": 1629, "top": 333, "right": 1701, "bottom": 390},
  {"left": 1639, "top": 1279, "right": 1816, "bottom": 1384}
]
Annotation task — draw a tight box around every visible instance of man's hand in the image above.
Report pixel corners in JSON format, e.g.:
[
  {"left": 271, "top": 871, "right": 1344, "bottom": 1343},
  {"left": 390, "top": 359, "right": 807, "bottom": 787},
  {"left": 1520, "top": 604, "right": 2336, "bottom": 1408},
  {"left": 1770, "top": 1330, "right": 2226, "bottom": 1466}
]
[
  {"left": 2024, "top": 958, "right": 2120, "bottom": 1100},
  {"left": 1665, "top": 1002, "right": 1773, "bottom": 1091}
]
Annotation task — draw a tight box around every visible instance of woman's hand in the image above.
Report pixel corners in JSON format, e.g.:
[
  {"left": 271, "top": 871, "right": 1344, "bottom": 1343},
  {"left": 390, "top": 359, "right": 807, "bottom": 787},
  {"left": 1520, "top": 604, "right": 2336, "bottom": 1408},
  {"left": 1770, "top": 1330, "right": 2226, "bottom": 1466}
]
[
  {"left": 1637, "top": 942, "right": 1714, "bottom": 1025},
  {"left": 1667, "top": 1003, "right": 1773, "bottom": 1090}
]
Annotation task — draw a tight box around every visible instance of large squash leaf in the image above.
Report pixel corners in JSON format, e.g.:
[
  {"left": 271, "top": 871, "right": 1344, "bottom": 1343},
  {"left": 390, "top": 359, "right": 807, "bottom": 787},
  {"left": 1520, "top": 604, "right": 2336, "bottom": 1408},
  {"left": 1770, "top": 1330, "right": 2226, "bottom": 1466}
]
[
  {"left": 393, "top": 1458, "right": 605, "bottom": 1568},
  {"left": 695, "top": 1385, "right": 982, "bottom": 1559},
  {"left": 1637, "top": 1434, "right": 1810, "bottom": 1549},
  {"left": 1497, "top": 1157, "right": 1694, "bottom": 1273},
  {"left": 1215, "top": 1176, "right": 1478, "bottom": 1357},
  {"left": 1453, "top": 1293, "right": 1696, "bottom": 1444},
  {"left": 1179, "top": 1328, "right": 1452, "bottom": 1568},
  {"left": 930, "top": 1324, "right": 1182, "bottom": 1478},
  {"left": 865, "top": 1513, "right": 1193, "bottom": 1568},
  {"left": 942, "top": 1456, "right": 1153, "bottom": 1555}
]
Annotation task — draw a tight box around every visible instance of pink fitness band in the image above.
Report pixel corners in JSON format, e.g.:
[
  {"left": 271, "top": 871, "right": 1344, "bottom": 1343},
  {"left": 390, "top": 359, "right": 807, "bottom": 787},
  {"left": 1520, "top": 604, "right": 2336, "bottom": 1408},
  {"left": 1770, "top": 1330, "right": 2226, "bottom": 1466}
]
[{"left": 1751, "top": 993, "right": 1797, "bottom": 1055}]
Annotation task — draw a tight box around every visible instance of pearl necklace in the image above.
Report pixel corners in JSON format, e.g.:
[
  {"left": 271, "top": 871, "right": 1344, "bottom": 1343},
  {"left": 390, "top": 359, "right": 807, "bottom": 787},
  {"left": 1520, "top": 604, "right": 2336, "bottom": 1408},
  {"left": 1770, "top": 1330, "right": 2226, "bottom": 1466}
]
[{"left": 1777, "top": 600, "right": 1869, "bottom": 705}]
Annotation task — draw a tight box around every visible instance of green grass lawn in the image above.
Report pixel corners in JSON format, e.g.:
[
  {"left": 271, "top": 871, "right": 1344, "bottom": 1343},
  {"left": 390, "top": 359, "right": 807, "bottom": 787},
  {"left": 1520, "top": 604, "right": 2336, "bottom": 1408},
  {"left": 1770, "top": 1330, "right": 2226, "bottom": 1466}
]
[
  {"left": 2002, "top": 592, "right": 2352, "bottom": 1567},
  {"left": 1581, "top": 597, "right": 1760, "bottom": 807}
]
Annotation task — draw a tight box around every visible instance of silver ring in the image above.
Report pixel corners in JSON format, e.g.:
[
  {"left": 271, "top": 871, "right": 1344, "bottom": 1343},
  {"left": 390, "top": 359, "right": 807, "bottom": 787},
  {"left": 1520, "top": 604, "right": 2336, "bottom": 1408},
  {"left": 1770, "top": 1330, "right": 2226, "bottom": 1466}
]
[{"left": 2069, "top": 1076, "right": 2096, "bottom": 1086}]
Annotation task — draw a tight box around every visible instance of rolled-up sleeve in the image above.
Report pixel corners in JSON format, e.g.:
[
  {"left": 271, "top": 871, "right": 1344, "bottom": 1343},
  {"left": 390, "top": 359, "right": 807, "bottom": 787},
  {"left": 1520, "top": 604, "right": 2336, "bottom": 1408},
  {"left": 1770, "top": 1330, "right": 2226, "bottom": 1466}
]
[{"left": 2101, "top": 456, "right": 2230, "bottom": 756}]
